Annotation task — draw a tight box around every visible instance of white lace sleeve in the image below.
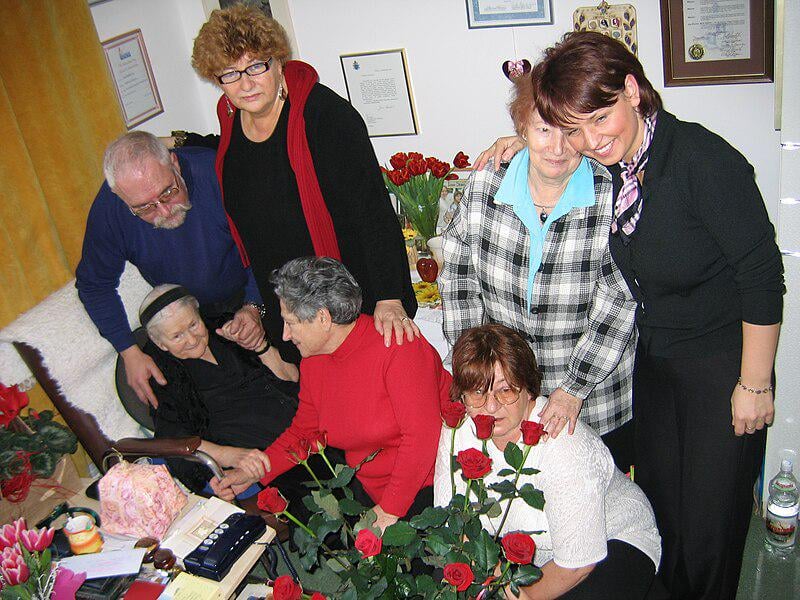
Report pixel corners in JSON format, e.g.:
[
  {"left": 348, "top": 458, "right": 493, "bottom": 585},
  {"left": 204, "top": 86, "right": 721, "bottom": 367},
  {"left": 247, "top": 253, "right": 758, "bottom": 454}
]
[{"left": 537, "top": 426, "right": 615, "bottom": 568}]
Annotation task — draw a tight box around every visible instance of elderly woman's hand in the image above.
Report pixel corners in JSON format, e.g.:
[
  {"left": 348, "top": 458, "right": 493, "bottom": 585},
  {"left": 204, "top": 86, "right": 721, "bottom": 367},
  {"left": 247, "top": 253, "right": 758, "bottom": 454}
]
[
  {"left": 217, "top": 305, "right": 265, "bottom": 350},
  {"left": 538, "top": 388, "right": 583, "bottom": 439},
  {"left": 211, "top": 467, "right": 260, "bottom": 501},
  {"left": 373, "top": 299, "right": 420, "bottom": 347},
  {"left": 473, "top": 136, "right": 526, "bottom": 172},
  {"left": 223, "top": 447, "right": 272, "bottom": 480}
]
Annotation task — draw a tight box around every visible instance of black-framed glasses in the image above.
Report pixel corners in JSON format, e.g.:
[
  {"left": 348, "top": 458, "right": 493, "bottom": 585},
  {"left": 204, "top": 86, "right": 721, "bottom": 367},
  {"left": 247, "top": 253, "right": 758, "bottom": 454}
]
[
  {"left": 461, "top": 386, "right": 521, "bottom": 409},
  {"left": 128, "top": 172, "right": 182, "bottom": 218},
  {"left": 217, "top": 58, "right": 273, "bottom": 85}
]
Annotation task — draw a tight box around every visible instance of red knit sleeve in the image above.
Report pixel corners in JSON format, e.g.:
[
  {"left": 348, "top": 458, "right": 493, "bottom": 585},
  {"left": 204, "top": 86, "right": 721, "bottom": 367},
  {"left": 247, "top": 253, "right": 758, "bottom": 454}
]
[
  {"left": 377, "top": 340, "right": 450, "bottom": 516},
  {"left": 260, "top": 363, "right": 321, "bottom": 486}
]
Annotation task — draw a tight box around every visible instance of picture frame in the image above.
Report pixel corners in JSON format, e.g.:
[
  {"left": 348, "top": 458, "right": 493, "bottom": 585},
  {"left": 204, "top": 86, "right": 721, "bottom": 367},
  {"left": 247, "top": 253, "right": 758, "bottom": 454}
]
[
  {"left": 101, "top": 29, "right": 164, "bottom": 128},
  {"left": 438, "top": 170, "right": 471, "bottom": 233},
  {"left": 465, "top": 0, "right": 553, "bottom": 29},
  {"left": 340, "top": 49, "right": 419, "bottom": 137},
  {"left": 659, "top": 0, "right": 774, "bottom": 86}
]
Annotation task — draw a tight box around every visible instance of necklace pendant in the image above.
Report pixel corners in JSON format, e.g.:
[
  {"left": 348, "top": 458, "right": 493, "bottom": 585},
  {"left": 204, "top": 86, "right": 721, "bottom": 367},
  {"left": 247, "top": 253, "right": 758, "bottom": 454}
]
[{"left": 539, "top": 210, "right": 548, "bottom": 223}]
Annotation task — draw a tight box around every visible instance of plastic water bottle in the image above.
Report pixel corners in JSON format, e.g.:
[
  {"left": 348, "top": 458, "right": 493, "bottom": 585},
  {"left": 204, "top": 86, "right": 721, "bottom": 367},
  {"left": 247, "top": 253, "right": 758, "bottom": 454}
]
[{"left": 765, "top": 459, "right": 799, "bottom": 555}]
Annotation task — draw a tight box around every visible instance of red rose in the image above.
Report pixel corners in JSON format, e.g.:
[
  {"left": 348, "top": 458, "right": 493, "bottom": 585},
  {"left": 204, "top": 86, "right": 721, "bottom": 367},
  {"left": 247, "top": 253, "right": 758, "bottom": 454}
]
[
  {"left": 408, "top": 151, "right": 423, "bottom": 161},
  {"left": 443, "top": 562, "right": 474, "bottom": 592},
  {"left": 407, "top": 158, "right": 427, "bottom": 176},
  {"left": 472, "top": 414, "right": 496, "bottom": 439},
  {"left": 457, "top": 448, "right": 492, "bottom": 480},
  {"left": 0, "top": 383, "right": 29, "bottom": 428},
  {"left": 453, "top": 151, "right": 471, "bottom": 169},
  {"left": 287, "top": 438, "right": 310, "bottom": 463},
  {"left": 256, "top": 487, "right": 288, "bottom": 514},
  {"left": 310, "top": 594, "right": 327, "bottom": 600},
  {"left": 354, "top": 528, "right": 383, "bottom": 557},
  {"left": 441, "top": 400, "right": 467, "bottom": 428},
  {"left": 430, "top": 161, "right": 450, "bottom": 179},
  {"left": 308, "top": 431, "right": 327, "bottom": 453},
  {"left": 272, "top": 575, "right": 302, "bottom": 600},
  {"left": 520, "top": 420, "right": 545, "bottom": 446},
  {"left": 501, "top": 532, "right": 536, "bottom": 564},
  {"left": 390, "top": 152, "right": 409, "bottom": 169}
]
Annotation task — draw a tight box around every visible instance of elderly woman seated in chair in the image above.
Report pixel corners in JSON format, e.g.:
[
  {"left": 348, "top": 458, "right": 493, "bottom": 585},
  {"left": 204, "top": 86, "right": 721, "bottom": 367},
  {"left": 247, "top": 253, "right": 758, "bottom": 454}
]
[{"left": 138, "top": 284, "right": 307, "bottom": 498}]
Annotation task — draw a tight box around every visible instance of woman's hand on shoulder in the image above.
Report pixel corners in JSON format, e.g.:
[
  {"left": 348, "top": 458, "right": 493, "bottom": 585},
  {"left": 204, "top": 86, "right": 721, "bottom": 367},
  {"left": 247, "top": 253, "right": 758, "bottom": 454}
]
[
  {"left": 473, "top": 136, "right": 526, "bottom": 172},
  {"left": 374, "top": 299, "right": 421, "bottom": 347},
  {"left": 538, "top": 388, "right": 583, "bottom": 439}
]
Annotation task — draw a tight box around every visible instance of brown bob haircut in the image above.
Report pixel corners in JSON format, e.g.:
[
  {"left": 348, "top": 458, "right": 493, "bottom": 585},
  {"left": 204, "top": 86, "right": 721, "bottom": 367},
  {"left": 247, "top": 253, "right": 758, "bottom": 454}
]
[
  {"left": 534, "top": 31, "right": 662, "bottom": 128},
  {"left": 450, "top": 324, "right": 542, "bottom": 403},
  {"left": 192, "top": 3, "right": 291, "bottom": 83}
]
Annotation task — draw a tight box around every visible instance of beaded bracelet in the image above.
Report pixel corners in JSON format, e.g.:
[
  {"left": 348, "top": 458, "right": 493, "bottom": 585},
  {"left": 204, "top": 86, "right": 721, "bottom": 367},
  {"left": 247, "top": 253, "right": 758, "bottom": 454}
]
[{"left": 736, "top": 377, "right": 773, "bottom": 395}]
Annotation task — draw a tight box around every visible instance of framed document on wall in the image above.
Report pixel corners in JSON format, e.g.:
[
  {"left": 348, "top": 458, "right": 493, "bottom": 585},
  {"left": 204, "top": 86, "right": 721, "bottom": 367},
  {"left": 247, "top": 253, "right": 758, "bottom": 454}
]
[
  {"left": 660, "top": 0, "right": 774, "bottom": 86},
  {"left": 102, "top": 29, "right": 164, "bottom": 128},
  {"left": 340, "top": 49, "right": 418, "bottom": 137}
]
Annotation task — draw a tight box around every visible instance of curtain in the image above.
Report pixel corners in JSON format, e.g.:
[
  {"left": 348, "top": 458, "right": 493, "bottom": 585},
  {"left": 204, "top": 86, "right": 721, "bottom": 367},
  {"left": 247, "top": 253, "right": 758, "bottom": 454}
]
[
  {"left": 0, "top": 0, "right": 126, "bottom": 472},
  {"left": 0, "top": 0, "right": 125, "bottom": 326}
]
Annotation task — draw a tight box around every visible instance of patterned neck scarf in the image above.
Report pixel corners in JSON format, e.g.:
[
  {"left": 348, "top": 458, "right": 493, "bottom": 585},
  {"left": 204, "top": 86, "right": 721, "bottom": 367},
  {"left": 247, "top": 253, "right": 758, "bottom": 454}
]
[{"left": 613, "top": 113, "right": 657, "bottom": 243}]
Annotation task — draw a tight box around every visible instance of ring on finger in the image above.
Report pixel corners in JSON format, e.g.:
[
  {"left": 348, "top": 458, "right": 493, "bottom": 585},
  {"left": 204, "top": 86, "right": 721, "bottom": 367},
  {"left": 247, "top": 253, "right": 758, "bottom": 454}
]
[{"left": 401, "top": 317, "right": 409, "bottom": 323}]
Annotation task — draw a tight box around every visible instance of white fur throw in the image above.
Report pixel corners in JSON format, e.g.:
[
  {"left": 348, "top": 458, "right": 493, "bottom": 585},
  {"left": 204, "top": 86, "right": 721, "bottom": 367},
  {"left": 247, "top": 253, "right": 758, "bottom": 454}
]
[{"left": 0, "top": 263, "right": 153, "bottom": 441}]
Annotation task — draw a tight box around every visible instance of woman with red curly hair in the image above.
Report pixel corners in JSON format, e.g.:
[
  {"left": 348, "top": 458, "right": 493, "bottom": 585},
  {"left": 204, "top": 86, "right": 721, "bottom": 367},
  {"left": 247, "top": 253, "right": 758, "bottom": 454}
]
[{"left": 174, "top": 4, "right": 416, "bottom": 372}]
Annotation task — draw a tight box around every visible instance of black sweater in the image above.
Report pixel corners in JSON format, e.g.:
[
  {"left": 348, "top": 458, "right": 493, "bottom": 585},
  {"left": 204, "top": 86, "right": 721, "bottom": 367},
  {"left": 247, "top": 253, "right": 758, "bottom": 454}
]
[{"left": 609, "top": 110, "right": 784, "bottom": 357}]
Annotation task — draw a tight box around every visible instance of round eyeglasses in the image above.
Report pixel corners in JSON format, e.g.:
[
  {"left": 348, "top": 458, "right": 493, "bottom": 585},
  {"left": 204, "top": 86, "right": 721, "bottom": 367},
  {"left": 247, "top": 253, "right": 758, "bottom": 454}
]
[
  {"left": 461, "top": 386, "right": 521, "bottom": 409},
  {"left": 128, "top": 172, "right": 182, "bottom": 218},
  {"left": 217, "top": 58, "right": 273, "bottom": 85}
]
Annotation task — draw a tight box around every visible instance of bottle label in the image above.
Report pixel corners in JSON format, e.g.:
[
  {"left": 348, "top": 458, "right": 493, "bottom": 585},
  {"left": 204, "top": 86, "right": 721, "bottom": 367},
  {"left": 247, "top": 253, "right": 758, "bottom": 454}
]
[{"left": 766, "top": 506, "right": 797, "bottom": 547}]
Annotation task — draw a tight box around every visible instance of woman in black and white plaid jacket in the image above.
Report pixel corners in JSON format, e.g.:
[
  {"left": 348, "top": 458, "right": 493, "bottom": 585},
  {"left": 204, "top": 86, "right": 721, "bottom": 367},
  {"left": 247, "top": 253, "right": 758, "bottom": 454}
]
[{"left": 440, "top": 76, "right": 637, "bottom": 470}]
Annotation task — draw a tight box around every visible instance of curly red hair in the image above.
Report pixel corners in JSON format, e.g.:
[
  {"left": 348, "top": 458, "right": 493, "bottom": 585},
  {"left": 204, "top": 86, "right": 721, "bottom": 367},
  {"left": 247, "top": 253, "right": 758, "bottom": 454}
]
[{"left": 191, "top": 3, "right": 291, "bottom": 83}]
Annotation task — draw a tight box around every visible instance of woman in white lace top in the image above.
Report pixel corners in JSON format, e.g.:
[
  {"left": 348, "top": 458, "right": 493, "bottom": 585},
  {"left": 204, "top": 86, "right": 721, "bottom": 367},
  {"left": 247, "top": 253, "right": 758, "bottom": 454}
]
[{"left": 434, "top": 324, "right": 662, "bottom": 599}]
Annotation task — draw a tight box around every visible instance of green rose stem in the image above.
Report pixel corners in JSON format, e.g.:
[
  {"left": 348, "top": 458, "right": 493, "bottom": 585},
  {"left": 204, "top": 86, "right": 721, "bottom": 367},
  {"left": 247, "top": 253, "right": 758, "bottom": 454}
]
[
  {"left": 494, "top": 443, "right": 533, "bottom": 541},
  {"left": 299, "top": 459, "right": 323, "bottom": 488},
  {"left": 463, "top": 479, "right": 474, "bottom": 512},
  {"left": 318, "top": 447, "right": 337, "bottom": 477},
  {"left": 450, "top": 426, "right": 458, "bottom": 499},
  {"left": 482, "top": 439, "right": 488, "bottom": 455}
]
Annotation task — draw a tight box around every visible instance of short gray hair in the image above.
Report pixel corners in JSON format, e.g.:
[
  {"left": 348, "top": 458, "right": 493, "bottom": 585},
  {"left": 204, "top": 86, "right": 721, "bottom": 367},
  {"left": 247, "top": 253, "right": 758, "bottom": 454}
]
[
  {"left": 139, "top": 284, "right": 200, "bottom": 343},
  {"left": 271, "top": 257, "right": 362, "bottom": 324},
  {"left": 104, "top": 131, "right": 172, "bottom": 191}
]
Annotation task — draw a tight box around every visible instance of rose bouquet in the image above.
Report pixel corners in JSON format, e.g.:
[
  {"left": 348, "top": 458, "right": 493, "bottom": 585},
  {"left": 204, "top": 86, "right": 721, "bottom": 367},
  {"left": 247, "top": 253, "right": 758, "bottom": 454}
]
[
  {"left": 260, "top": 405, "right": 545, "bottom": 599},
  {"left": 382, "top": 151, "right": 470, "bottom": 241},
  {"left": 0, "top": 517, "right": 85, "bottom": 599},
  {"left": 0, "top": 384, "right": 78, "bottom": 504}
]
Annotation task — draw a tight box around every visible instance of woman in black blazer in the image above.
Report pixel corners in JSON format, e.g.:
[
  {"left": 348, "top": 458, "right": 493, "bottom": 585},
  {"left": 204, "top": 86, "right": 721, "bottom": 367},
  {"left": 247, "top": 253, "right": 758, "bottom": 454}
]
[{"left": 523, "top": 32, "right": 784, "bottom": 600}]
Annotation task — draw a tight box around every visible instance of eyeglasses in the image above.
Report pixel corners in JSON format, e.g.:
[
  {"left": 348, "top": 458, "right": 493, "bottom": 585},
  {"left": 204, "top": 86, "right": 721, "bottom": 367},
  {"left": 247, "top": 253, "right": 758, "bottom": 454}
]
[
  {"left": 461, "top": 386, "right": 521, "bottom": 408},
  {"left": 217, "top": 58, "right": 273, "bottom": 85},
  {"left": 128, "top": 172, "right": 182, "bottom": 218}
]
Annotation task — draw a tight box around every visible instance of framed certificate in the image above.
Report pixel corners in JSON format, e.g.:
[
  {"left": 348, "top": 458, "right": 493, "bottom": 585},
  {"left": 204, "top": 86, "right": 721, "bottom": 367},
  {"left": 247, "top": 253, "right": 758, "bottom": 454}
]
[
  {"left": 102, "top": 29, "right": 164, "bottom": 128},
  {"left": 660, "top": 0, "right": 774, "bottom": 86},
  {"left": 466, "top": 0, "right": 553, "bottom": 28},
  {"left": 340, "top": 49, "right": 418, "bottom": 137}
]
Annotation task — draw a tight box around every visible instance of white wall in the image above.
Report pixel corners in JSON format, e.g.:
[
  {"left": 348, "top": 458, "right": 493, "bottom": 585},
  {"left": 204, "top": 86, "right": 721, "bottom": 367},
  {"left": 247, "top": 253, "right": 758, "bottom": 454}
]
[{"left": 91, "top": 0, "right": 220, "bottom": 136}]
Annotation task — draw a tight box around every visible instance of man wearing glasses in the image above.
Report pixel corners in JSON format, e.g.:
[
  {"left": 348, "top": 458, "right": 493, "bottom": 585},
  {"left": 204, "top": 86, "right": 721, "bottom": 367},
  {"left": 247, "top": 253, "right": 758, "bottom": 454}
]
[{"left": 76, "top": 131, "right": 276, "bottom": 408}]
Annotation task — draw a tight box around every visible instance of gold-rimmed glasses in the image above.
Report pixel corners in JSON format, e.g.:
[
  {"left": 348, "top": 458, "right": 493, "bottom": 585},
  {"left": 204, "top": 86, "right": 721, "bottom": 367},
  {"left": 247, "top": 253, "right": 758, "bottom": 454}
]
[
  {"left": 461, "top": 385, "right": 522, "bottom": 409},
  {"left": 128, "top": 172, "right": 182, "bottom": 218}
]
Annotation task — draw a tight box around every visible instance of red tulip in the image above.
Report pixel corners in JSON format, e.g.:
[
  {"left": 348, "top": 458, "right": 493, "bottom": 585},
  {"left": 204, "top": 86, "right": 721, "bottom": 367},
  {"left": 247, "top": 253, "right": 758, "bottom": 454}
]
[
  {"left": 20, "top": 526, "right": 55, "bottom": 552},
  {"left": 407, "top": 152, "right": 424, "bottom": 161},
  {"left": 407, "top": 158, "right": 427, "bottom": 176},
  {"left": 0, "top": 383, "right": 29, "bottom": 427},
  {"left": 453, "top": 151, "right": 471, "bottom": 169},
  {"left": 389, "top": 152, "right": 409, "bottom": 170},
  {"left": 430, "top": 161, "right": 450, "bottom": 179}
]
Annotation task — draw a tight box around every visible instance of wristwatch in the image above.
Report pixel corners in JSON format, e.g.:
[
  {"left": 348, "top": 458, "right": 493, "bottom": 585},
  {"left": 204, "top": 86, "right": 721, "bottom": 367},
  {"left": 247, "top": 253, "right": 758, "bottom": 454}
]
[{"left": 245, "top": 302, "right": 267, "bottom": 320}]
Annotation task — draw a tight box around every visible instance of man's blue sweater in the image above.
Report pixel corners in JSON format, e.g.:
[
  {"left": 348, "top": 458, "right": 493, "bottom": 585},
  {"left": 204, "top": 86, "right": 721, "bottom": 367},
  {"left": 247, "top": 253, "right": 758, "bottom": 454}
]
[{"left": 76, "top": 147, "right": 262, "bottom": 352}]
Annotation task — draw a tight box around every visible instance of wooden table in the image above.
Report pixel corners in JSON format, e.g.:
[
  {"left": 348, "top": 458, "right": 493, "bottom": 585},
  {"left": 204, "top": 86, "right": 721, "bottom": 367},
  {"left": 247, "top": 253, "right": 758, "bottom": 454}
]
[{"left": 68, "top": 480, "right": 275, "bottom": 599}]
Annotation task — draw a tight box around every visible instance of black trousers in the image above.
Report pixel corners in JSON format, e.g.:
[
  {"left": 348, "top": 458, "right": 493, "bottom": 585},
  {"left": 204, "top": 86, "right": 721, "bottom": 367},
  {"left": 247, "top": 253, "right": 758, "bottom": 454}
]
[
  {"left": 560, "top": 540, "right": 659, "bottom": 600},
  {"left": 633, "top": 347, "right": 766, "bottom": 600},
  {"left": 601, "top": 418, "right": 635, "bottom": 474}
]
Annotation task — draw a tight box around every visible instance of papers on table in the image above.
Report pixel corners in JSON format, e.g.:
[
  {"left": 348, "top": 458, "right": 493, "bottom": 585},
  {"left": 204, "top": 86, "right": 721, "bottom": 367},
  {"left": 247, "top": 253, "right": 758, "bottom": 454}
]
[{"left": 58, "top": 548, "right": 146, "bottom": 580}]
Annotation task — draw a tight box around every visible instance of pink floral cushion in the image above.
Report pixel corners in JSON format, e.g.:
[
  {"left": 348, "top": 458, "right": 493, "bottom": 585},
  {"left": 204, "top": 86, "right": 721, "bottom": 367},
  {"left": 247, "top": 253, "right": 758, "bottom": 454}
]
[{"left": 99, "top": 461, "right": 187, "bottom": 540}]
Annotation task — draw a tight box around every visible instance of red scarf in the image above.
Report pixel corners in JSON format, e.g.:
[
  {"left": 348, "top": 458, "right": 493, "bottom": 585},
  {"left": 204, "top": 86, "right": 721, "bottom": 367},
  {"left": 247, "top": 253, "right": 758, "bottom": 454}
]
[{"left": 214, "top": 60, "right": 341, "bottom": 266}]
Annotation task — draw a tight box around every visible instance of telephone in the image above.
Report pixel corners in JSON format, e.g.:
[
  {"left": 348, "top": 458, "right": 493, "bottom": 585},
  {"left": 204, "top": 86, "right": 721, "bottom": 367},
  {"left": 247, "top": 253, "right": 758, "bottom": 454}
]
[{"left": 183, "top": 512, "right": 266, "bottom": 581}]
